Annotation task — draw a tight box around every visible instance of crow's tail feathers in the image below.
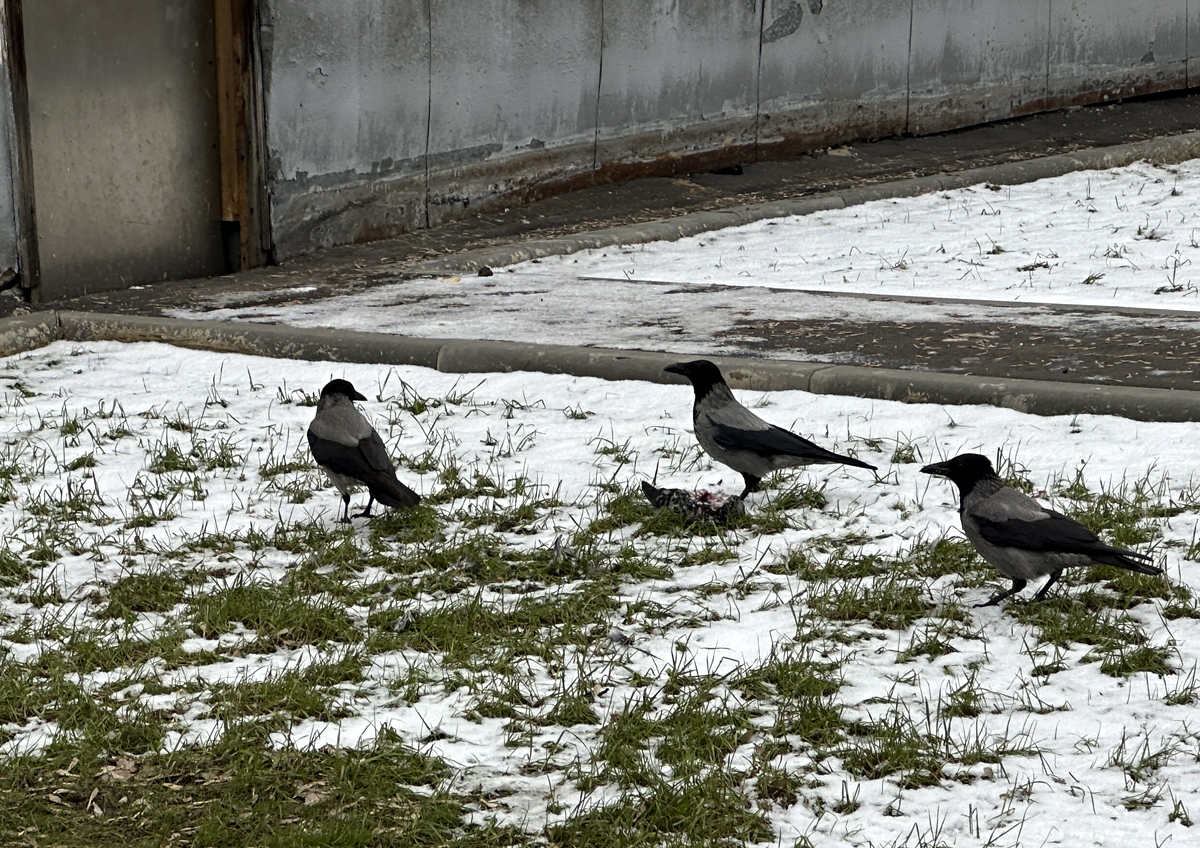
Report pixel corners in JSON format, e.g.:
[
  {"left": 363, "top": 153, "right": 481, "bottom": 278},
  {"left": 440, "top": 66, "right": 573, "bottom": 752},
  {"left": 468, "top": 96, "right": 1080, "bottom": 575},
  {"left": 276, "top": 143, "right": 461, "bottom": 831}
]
[
  {"left": 369, "top": 474, "right": 421, "bottom": 509},
  {"left": 1098, "top": 548, "right": 1162, "bottom": 576},
  {"left": 799, "top": 441, "right": 877, "bottom": 471}
]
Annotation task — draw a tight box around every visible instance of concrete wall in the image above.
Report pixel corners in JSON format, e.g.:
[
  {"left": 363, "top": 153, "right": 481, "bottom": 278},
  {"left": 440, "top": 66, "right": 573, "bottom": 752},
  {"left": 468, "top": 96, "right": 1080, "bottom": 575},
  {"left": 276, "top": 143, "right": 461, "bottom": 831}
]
[
  {"left": 0, "top": 43, "right": 20, "bottom": 275},
  {"left": 0, "top": 0, "right": 1150, "bottom": 265}
]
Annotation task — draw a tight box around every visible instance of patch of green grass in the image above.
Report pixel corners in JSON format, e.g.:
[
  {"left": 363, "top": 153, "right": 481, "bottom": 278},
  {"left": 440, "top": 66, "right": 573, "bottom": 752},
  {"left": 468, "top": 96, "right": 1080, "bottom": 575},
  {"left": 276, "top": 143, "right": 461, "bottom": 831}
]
[
  {"left": 1013, "top": 597, "right": 1150, "bottom": 673},
  {"left": 457, "top": 494, "right": 562, "bottom": 534},
  {"left": 763, "top": 482, "right": 828, "bottom": 512},
  {"left": 0, "top": 728, "right": 511, "bottom": 848},
  {"left": 21, "top": 628, "right": 222, "bottom": 679},
  {"left": 735, "top": 651, "right": 845, "bottom": 747},
  {"left": 891, "top": 441, "right": 919, "bottom": 464},
  {"left": 589, "top": 435, "right": 635, "bottom": 465},
  {"left": 807, "top": 575, "right": 934, "bottom": 631},
  {"left": 840, "top": 706, "right": 947, "bottom": 789},
  {"left": 1063, "top": 477, "right": 1193, "bottom": 549},
  {"left": 372, "top": 587, "right": 616, "bottom": 671},
  {"left": 587, "top": 489, "right": 691, "bottom": 537},
  {"left": 259, "top": 457, "right": 313, "bottom": 479},
  {"left": 840, "top": 700, "right": 1036, "bottom": 790},
  {"left": 65, "top": 453, "right": 97, "bottom": 471},
  {"left": 578, "top": 681, "right": 749, "bottom": 786},
  {"left": 551, "top": 768, "right": 773, "bottom": 848},
  {"left": 656, "top": 698, "right": 759, "bottom": 779},
  {"left": 0, "top": 548, "right": 32, "bottom": 587},
  {"left": 899, "top": 537, "right": 988, "bottom": 582},
  {"left": 766, "top": 547, "right": 816, "bottom": 577},
  {"left": 429, "top": 468, "right": 523, "bottom": 505},
  {"left": 148, "top": 443, "right": 198, "bottom": 475},
  {"left": 940, "top": 673, "right": 986, "bottom": 719},
  {"left": 24, "top": 482, "right": 109, "bottom": 524},
  {"left": 100, "top": 571, "right": 193, "bottom": 620},
  {"left": 0, "top": 651, "right": 170, "bottom": 760},
  {"left": 898, "top": 618, "right": 963, "bottom": 663},
  {"left": 1062, "top": 565, "right": 1173, "bottom": 607},
  {"left": 679, "top": 545, "right": 737, "bottom": 568},
  {"left": 367, "top": 502, "right": 444, "bottom": 544},
  {"left": 754, "top": 765, "right": 806, "bottom": 808},
  {"left": 188, "top": 578, "right": 357, "bottom": 649},
  {"left": 190, "top": 436, "right": 244, "bottom": 471},
  {"left": 1099, "top": 644, "right": 1173, "bottom": 678},
  {"left": 542, "top": 684, "right": 600, "bottom": 727},
  {"left": 202, "top": 654, "right": 366, "bottom": 727}
]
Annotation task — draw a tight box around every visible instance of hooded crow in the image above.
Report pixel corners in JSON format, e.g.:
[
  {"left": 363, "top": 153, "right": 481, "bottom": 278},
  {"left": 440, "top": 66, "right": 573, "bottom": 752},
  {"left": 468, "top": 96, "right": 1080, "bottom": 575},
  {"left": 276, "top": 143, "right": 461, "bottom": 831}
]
[
  {"left": 664, "top": 359, "right": 876, "bottom": 499},
  {"left": 307, "top": 379, "right": 420, "bottom": 521},
  {"left": 921, "top": 453, "right": 1162, "bottom": 606}
]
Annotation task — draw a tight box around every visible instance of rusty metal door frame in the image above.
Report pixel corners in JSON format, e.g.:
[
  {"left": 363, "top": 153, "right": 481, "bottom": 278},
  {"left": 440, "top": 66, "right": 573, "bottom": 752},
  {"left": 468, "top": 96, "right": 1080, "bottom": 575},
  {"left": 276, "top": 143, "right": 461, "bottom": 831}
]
[
  {"left": 2, "top": 0, "right": 270, "bottom": 302},
  {"left": 2, "top": 0, "right": 40, "bottom": 297},
  {"left": 213, "top": 0, "right": 272, "bottom": 272}
]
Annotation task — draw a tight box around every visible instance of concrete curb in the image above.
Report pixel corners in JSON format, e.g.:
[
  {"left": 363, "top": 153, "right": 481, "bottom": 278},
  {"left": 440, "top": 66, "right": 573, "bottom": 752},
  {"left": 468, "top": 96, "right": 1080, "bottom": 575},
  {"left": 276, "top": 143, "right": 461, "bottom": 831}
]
[
  {"left": 391, "top": 130, "right": 1200, "bottom": 278},
  {"left": 0, "top": 310, "right": 1195, "bottom": 423},
  {"left": 0, "top": 312, "right": 61, "bottom": 357}
]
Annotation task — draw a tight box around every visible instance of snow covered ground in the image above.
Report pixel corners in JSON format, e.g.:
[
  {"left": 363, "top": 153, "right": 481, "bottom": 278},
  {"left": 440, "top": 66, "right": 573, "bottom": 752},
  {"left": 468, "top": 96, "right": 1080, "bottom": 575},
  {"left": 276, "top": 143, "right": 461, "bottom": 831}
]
[
  {"left": 2, "top": 340, "right": 1198, "bottom": 846},
  {"left": 510, "top": 161, "right": 1200, "bottom": 310},
  {"left": 168, "top": 160, "right": 1200, "bottom": 362}
]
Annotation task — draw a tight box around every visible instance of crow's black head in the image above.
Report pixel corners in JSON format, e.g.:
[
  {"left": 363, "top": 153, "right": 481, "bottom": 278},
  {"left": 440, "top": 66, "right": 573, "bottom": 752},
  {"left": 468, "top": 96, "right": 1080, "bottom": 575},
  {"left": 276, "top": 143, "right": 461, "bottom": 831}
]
[
  {"left": 920, "top": 453, "right": 998, "bottom": 490},
  {"left": 664, "top": 360, "right": 728, "bottom": 398},
  {"left": 319, "top": 379, "right": 368, "bottom": 402}
]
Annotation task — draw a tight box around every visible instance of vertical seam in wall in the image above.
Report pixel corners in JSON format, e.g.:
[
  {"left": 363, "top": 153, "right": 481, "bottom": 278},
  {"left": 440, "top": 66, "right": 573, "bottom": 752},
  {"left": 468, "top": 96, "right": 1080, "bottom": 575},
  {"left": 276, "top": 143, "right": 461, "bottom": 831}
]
[
  {"left": 754, "top": 0, "right": 766, "bottom": 157},
  {"left": 423, "top": 0, "right": 433, "bottom": 229},
  {"left": 592, "top": 0, "right": 604, "bottom": 176},
  {"left": 904, "top": 0, "right": 914, "bottom": 133},
  {"left": 1045, "top": 0, "right": 1052, "bottom": 102}
]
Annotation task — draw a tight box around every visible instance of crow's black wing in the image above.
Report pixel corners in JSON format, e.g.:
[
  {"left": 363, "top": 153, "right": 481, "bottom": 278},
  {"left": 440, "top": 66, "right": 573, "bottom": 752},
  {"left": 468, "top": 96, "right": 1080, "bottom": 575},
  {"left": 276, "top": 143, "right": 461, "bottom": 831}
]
[
  {"left": 308, "top": 430, "right": 377, "bottom": 481},
  {"left": 309, "top": 430, "right": 419, "bottom": 507},
  {"left": 358, "top": 429, "right": 396, "bottom": 473},
  {"left": 974, "top": 513, "right": 1154, "bottom": 564},
  {"left": 711, "top": 422, "right": 875, "bottom": 469}
]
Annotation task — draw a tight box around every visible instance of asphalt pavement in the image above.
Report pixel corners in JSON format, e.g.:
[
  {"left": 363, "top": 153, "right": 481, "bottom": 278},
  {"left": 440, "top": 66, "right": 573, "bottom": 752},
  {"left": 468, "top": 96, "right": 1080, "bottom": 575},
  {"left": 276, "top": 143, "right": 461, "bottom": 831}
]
[{"left": 11, "top": 90, "right": 1200, "bottom": 394}]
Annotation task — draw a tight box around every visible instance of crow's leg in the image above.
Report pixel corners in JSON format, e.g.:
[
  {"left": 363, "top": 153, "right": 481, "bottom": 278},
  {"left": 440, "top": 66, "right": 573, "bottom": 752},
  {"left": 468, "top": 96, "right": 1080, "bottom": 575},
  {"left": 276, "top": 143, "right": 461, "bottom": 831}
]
[
  {"left": 339, "top": 494, "right": 353, "bottom": 523},
  {"left": 974, "top": 579, "right": 1027, "bottom": 608},
  {"left": 352, "top": 496, "right": 376, "bottom": 519},
  {"left": 738, "top": 474, "right": 762, "bottom": 500},
  {"left": 1032, "top": 570, "right": 1063, "bottom": 601}
]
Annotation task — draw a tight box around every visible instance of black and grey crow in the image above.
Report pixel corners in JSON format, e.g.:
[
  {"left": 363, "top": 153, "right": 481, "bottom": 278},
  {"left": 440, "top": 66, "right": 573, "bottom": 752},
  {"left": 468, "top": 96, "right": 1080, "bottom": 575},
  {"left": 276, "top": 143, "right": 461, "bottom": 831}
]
[
  {"left": 921, "top": 453, "right": 1162, "bottom": 606},
  {"left": 664, "top": 359, "right": 876, "bottom": 499},
  {"left": 307, "top": 379, "right": 420, "bottom": 521}
]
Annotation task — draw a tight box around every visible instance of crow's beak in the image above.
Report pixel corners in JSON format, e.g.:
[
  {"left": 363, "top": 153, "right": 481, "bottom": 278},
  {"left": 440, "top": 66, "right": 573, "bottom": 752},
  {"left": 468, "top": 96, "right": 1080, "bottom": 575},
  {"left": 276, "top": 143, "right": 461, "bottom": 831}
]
[
  {"left": 352, "top": 390, "right": 368, "bottom": 401},
  {"left": 920, "top": 460, "right": 951, "bottom": 478},
  {"left": 663, "top": 363, "right": 688, "bottom": 377}
]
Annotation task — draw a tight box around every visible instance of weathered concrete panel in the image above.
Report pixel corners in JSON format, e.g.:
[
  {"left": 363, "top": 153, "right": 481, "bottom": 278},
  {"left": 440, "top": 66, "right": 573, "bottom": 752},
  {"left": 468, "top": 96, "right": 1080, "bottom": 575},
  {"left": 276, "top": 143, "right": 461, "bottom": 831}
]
[
  {"left": 425, "top": 0, "right": 602, "bottom": 226},
  {"left": 1191, "top": 2, "right": 1200, "bottom": 83},
  {"left": 256, "top": 0, "right": 1200, "bottom": 263},
  {"left": 264, "top": 0, "right": 431, "bottom": 256},
  {"left": 594, "top": 0, "right": 761, "bottom": 169},
  {"left": 758, "top": 0, "right": 910, "bottom": 153},
  {"left": 265, "top": 1, "right": 429, "bottom": 180},
  {"left": 0, "top": 51, "right": 18, "bottom": 275},
  {"left": 1047, "top": 0, "right": 1187, "bottom": 106},
  {"left": 908, "top": 0, "right": 1049, "bottom": 135}
]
